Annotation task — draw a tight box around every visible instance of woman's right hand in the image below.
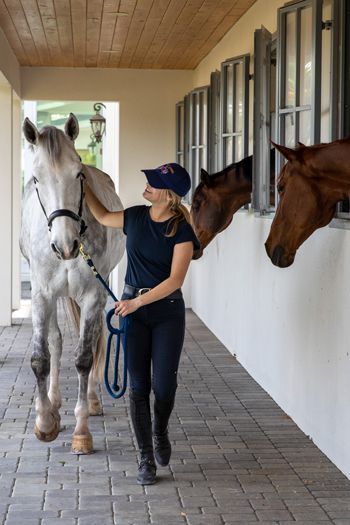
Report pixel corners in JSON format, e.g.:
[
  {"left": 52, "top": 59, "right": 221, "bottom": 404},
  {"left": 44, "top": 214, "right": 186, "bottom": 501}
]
[{"left": 85, "top": 184, "right": 124, "bottom": 229}]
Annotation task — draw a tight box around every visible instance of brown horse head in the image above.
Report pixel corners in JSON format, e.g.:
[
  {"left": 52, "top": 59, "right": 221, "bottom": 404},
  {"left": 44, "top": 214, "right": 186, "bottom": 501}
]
[
  {"left": 191, "top": 156, "right": 253, "bottom": 257},
  {"left": 265, "top": 140, "right": 350, "bottom": 267}
]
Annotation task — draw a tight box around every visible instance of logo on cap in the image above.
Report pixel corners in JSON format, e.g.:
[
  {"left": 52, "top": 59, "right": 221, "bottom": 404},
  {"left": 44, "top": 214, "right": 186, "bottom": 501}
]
[{"left": 159, "top": 164, "right": 175, "bottom": 175}]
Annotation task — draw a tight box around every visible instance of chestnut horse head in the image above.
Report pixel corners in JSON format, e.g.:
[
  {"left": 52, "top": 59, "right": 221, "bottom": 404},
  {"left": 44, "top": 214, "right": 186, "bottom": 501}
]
[
  {"left": 191, "top": 149, "right": 275, "bottom": 258},
  {"left": 191, "top": 155, "right": 253, "bottom": 258},
  {"left": 265, "top": 138, "right": 350, "bottom": 267}
]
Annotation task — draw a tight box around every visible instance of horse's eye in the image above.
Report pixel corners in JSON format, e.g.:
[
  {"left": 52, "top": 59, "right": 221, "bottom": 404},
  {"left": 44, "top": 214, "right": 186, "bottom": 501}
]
[
  {"left": 277, "top": 184, "right": 284, "bottom": 193},
  {"left": 192, "top": 201, "right": 200, "bottom": 211}
]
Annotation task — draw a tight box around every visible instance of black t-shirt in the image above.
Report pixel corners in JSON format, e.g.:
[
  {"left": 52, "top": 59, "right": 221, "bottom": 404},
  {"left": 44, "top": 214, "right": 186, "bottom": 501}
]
[{"left": 123, "top": 205, "right": 200, "bottom": 288}]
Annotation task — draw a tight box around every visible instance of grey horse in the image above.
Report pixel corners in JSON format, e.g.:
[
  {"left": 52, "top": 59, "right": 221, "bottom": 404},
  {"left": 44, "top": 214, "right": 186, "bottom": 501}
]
[{"left": 20, "top": 113, "right": 125, "bottom": 454}]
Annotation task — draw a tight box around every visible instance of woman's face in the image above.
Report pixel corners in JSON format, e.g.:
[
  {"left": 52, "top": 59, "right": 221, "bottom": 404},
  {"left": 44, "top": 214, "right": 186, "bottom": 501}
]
[{"left": 143, "top": 183, "right": 168, "bottom": 204}]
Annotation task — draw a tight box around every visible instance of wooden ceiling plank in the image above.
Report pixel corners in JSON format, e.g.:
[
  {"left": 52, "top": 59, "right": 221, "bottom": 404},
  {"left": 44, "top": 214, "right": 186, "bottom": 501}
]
[
  {"left": 175, "top": 0, "right": 256, "bottom": 68},
  {"left": 151, "top": 0, "right": 204, "bottom": 69},
  {"left": 141, "top": 0, "right": 186, "bottom": 68},
  {"left": 165, "top": 0, "right": 220, "bottom": 68},
  {"left": 108, "top": 0, "right": 137, "bottom": 67},
  {"left": 4, "top": 0, "right": 41, "bottom": 65},
  {"left": 188, "top": 1, "right": 256, "bottom": 67},
  {"left": 71, "top": 0, "right": 86, "bottom": 66},
  {"left": 19, "top": 0, "right": 50, "bottom": 64},
  {"left": 86, "top": 0, "right": 103, "bottom": 67},
  {"left": 1, "top": 0, "right": 256, "bottom": 68},
  {"left": 129, "top": 0, "right": 171, "bottom": 68},
  {"left": 118, "top": 0, "right": 154, "bottom": 68},
  {"left": 186, "top": 11, "right": 246, "bottom": 68},
  {"left": 171, "top": 0, "right": 236, "bottom": 68},
  {"left": 97, "top": 0, "right": 120, "bottom": 67},
  {"left": 0, "top": 0, "right": 28, "bottom": 64},
  {"left": 37, "top": 0, "right": 62, "bottom": 66},
  {"left": 53, "top": 0, "right": 74, "bottom": 66}
]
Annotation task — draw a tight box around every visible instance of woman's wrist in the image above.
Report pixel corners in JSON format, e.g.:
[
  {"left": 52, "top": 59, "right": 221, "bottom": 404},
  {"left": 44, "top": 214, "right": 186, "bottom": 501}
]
[{"left": 134, "top": 296, "right": 144, "bottom": 309}]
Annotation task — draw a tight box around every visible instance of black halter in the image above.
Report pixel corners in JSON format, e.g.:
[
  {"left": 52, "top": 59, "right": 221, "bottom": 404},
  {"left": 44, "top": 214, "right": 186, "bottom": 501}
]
[{"left": 33, "top": 171, "right": 87, "bottom": 236}]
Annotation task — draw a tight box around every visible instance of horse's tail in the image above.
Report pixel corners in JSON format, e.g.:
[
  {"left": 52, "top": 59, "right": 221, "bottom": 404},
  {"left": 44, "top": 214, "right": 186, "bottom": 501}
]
[{"left": 63, "top": 298, "right": 106, "bottom": 382}]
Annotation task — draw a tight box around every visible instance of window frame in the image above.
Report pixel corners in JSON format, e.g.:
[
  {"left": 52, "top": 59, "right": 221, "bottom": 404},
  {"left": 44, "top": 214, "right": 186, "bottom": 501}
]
[
  {"left": 187, "top": 85, "right": 210, "bottom": 202},
  {"left": 209, "top": 70, "right": 221, "bottom": 174},
  {"left": 220, "top": 54, "right": 250, "bottom": 169},
  {"left": 175, "top": 100, "right": 185, "bottom": 168},
  {"left": 252, "top": 26, "right": 275, "bottom": 215}
]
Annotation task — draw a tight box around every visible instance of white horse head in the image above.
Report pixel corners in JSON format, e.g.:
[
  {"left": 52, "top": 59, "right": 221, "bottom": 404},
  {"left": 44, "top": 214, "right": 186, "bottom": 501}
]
[{"left": 23, "top": 113, "right": 85, "bottom": 260}]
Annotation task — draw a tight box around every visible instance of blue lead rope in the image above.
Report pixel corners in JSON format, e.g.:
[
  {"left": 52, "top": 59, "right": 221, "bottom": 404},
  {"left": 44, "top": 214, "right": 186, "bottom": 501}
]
[{"left": 79, "top": 244, "right": 129, "bottom": 399}]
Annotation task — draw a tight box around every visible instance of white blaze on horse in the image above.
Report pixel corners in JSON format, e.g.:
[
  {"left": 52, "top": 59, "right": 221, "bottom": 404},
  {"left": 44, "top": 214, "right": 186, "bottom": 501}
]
[{"left": 20, "top": 113, "right": 125, "bottom": 454}]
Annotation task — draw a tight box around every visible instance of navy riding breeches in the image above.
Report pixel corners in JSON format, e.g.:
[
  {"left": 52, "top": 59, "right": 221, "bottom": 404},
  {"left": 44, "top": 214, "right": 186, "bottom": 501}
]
[{"left": 123, "top": 296, "right": 185, "bottom": 401}]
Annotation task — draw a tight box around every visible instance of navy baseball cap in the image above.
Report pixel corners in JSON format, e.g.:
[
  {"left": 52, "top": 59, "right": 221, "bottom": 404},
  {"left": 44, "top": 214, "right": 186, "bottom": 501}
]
[{"left": 141, "top": 163, "right": 191, "bottom": 197}]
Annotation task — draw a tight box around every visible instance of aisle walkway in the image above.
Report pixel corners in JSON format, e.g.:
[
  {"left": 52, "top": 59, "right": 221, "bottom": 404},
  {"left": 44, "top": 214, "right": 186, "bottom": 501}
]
[{"left": 1, "top": 298, "right": 350, "bottom": 524}]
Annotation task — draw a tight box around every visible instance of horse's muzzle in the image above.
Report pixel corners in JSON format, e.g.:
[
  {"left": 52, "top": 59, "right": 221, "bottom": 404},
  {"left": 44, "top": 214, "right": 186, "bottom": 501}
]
[
  {"left": 51, "top": 240, "right": 80, "bottom": 260},
  {"left": 266, "top": 243, "right": 294, "bottom": 268}
]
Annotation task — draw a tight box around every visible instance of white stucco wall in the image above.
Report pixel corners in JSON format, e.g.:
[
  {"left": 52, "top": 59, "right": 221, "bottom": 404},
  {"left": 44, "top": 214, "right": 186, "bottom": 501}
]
[
  {"left": 191, "top": 0, "right": 350, "bottom": 478},
  {"left": 0, "top": 28, "right": 21, "bottom": 96}
]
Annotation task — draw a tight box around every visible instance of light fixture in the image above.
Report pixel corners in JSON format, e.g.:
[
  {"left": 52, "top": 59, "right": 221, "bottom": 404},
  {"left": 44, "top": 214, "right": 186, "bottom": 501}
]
[
  {"left": 89, "top": 102, "right": 106, "bottom": 143},
  {"left": 87, "top": 134, "right": 96, "bottom": 155}
]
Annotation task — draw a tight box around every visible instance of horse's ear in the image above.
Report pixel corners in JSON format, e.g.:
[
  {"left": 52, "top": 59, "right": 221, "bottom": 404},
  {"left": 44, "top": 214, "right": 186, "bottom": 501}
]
[
  {"left": 64, "top": 113, "right": 79, "bottom": 141},
  {"left": 23, "top": 118, "right": 39, "bottom": 145},
  {"left": 271, "top": 141, "right": 299, "bottom": 162},
  {"left": 200, "top": 168, "right": 210, "bottom": 185}
]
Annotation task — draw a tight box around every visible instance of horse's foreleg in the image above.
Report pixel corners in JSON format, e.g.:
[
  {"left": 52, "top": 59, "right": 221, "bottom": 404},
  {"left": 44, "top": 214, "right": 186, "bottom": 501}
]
[
  {"left": 72, "top": 293, "right": 104, "bottom": 454},
  {"left": 87, "top": 317, "right": 104, "bottom": 416},
  {"left": 31, "top": 293, "right": 60, "bottom": 442},
  {"left": 48, "top": 303, "right": 62, "bottom": 413}
]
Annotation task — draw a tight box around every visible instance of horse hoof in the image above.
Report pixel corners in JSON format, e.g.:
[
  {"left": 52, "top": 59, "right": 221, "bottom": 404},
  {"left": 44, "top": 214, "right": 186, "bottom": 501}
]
[
  {"left": 88, "top": 398, "right": 103, "bottom": 416},
  {"left": 34, "top": 417, "right": 60, "bottom": 442},
  {"left": 71, "top": 434, "right": 94, "bottom": 455}
]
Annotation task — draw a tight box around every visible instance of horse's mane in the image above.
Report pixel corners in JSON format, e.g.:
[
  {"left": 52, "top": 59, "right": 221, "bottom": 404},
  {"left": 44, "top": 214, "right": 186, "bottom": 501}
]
[
  {"left": 209, "top": 155, "right": 253, "bottom": 182},
  {"left": 38, "top": 126, "right": 66, "bottom": 166}
]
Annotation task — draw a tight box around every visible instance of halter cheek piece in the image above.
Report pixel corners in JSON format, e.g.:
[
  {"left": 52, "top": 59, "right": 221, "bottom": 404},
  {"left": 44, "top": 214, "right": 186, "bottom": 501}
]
[{"left": 33, "top": 172, "right": 87, "bottom": 236}]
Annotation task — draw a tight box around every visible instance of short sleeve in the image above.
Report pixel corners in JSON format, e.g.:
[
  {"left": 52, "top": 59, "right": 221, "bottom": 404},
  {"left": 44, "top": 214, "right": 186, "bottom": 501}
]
[
  {"left": 174, "top": 220, "right": 200, "bottom": 251},
  {"left": 123, "top": 206, "right": 141, "bottom": 235}
]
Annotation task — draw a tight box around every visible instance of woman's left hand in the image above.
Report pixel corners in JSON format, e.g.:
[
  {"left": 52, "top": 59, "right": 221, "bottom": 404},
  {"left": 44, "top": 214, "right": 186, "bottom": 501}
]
[{"left": 115, "top": 298, "right": 141, "bottom": 317}]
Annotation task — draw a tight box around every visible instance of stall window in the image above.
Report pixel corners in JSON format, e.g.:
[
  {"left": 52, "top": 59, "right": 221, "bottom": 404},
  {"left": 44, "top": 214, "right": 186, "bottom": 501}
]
[
  {"left": 188, "top": 86, "right": 209, "bottom": 201},
  {"left": 220, "top": 54, "right": 250, "bottom": 168},
  {"left": 277, "top": 0, "right": 321, "bottom": 153},
  {"left": 332, "top": 0, "right": 348, "bottom": 218},
  {"left": 209, "top": 70, "right": 221, "bottom": 174},
  {"left": 175, "top": 101, "right": 185, "bottom": 167},
  {"left": 252, "top": 27, "right": 277, "bottom": 214},
  {"left": 274, "top": 0, "right": 343, "bottom": 213}
]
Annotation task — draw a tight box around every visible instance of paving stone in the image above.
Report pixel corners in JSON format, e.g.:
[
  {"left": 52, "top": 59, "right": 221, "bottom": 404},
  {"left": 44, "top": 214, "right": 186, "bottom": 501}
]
[{"left": 2, "top": 304, "right": 350, "bottom": 524}]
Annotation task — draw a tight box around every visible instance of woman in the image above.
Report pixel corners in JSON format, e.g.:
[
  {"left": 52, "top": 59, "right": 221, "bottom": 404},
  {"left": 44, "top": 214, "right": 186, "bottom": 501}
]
[{"left": 85, "top": 162, "right": 200, "bottom": 485}]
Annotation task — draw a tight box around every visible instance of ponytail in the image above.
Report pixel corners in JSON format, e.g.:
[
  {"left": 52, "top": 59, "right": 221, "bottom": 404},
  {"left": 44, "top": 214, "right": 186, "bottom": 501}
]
[{"left": 165, "top": 189, "right": 191, "bottom": 237}]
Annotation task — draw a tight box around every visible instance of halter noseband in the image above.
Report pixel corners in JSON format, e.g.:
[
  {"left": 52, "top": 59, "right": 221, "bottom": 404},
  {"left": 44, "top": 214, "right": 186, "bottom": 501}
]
[{"left": 33, "top": 172, "right": 87, "bottom": 236}]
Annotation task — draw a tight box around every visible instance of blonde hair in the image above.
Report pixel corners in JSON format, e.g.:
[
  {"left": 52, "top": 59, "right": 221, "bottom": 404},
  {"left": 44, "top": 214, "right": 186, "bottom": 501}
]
[{"left": 165, "top": 189, "right": 191, "bottom": 237}]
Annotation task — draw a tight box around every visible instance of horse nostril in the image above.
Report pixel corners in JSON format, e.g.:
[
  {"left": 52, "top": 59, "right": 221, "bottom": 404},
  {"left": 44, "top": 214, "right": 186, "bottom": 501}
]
[
  {"left": 51, "top": 243, "right": 62, "bottom": 258},
  {"left": 271, "top": 245, "right": 285, "bottom": 266},
  {"left": 72, "top": 240, "right": 79, "bottom": 252}
]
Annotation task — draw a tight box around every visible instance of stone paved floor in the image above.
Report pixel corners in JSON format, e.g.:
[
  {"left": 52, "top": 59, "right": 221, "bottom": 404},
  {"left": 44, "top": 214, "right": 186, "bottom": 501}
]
[{"left": 1, "top": 292, "right": 350, "bottom": 524}]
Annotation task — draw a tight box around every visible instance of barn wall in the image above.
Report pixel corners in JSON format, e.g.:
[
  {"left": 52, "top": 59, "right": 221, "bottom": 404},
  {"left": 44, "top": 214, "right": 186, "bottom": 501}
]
[
  {"left": 0, "top": 27, "right": 21, "bottom": 96},
  {"left": 192, "top": 0, "right": 350, "bottom": 478}
]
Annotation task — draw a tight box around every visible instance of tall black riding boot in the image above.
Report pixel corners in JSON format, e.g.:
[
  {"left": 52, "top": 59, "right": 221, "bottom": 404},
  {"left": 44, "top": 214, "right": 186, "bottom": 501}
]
[
  {"left": 129, "top": 390, "right": 157, "bottom": 485},
  {"left": 153, "top": 396, "right": 175, "bottom": 467}
]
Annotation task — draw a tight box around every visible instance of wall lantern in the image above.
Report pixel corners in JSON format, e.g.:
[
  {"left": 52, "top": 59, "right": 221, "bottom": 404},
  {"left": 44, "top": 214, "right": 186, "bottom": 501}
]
[
  {"left": 87, "top": 134, "right": 96, "bottom": 155},
  {"left": 89, "top": 102, "right": 106, "bottom": 143}
]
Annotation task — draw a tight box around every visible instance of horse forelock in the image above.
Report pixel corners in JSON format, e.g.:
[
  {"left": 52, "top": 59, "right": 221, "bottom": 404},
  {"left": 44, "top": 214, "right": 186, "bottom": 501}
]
[{"left": 38, "top": 126, "right": 69, "bottom": 167}]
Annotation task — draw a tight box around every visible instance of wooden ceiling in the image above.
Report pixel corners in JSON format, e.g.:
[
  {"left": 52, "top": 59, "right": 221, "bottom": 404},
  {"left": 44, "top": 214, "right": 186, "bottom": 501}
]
[{"left": 0, "top": 0, "right": 256, "bottom": 69}]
